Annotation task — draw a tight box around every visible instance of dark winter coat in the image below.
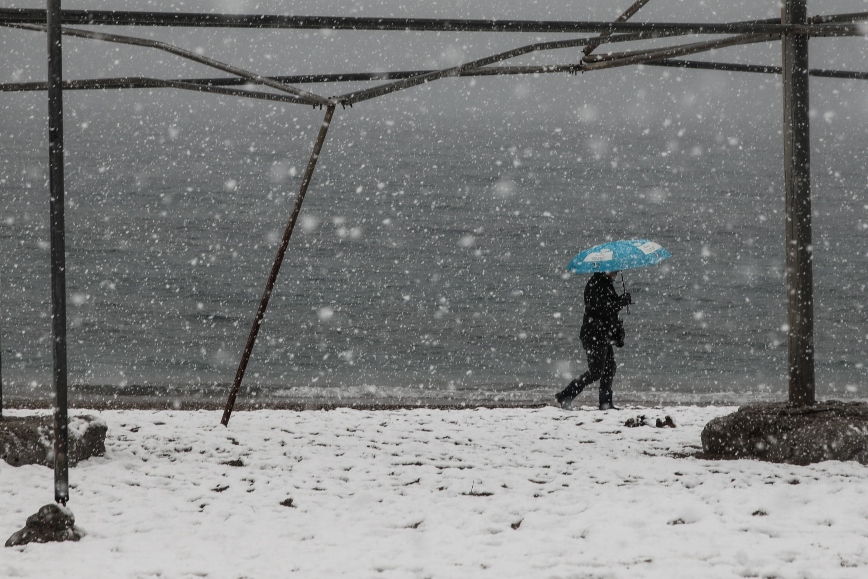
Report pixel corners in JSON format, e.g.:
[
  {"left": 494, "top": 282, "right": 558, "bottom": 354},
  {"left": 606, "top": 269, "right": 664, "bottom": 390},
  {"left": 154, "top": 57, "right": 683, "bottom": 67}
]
[{"left": 579, "top": 272, "right": 629, "bottom": 349}]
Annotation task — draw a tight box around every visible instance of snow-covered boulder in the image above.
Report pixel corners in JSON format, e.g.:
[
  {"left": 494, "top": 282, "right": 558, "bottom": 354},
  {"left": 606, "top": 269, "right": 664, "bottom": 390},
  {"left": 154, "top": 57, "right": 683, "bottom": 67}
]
[
  {"left": 0, "top": 414, "right": 107, "bottom": 467},
  {"left": 701, "top": 400, "right": 868, "bottom": 465}
]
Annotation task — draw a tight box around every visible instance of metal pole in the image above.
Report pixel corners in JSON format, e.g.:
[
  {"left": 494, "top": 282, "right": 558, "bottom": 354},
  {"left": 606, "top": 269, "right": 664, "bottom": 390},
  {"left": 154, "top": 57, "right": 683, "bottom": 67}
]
[
  {"left": 583, "top": 0, "right": 653, "bottom": 56},
  {"left": 645, "top": 59, "right": 868, "bottom": 81},
  {"left": 782, "top": 0, "right": 815, "bottom": 406},
  {"left": 582, "top": 33, "right": 777, "bottom": 71},
  {"left": 1, "top": 268, "right": 3, "bottom": 420},
  {"left": 221, "top": 105, "right": 336, "bottom": 426},
  {"left": 47, "top": 0, "right": 69, "bottom": 503},
  {"left": 0, "top": 8, "right": 828, "bottom": 34},
  {"left": 5, "top": 63, "right": 868, "bottom": 95}
]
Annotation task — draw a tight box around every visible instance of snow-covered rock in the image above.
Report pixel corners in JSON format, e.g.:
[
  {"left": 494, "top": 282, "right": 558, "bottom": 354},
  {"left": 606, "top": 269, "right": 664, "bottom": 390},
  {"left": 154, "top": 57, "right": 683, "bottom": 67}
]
[
  {"left": 701, "top": 400, "right": 868, "bottom": 465},
  {"left": 0, "top": 415, "right": 107, "bottom": 467}
]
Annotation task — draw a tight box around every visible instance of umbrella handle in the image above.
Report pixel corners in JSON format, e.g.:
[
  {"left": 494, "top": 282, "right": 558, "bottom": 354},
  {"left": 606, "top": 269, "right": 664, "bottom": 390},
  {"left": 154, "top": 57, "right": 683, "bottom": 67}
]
[{"left": 621, "top": 272, "right": 630, "bottom": 314}]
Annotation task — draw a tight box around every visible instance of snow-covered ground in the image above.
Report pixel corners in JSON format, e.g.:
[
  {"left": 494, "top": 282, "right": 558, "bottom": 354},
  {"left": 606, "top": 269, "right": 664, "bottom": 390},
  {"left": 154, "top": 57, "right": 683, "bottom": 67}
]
[{"left": 2, "top": 406, "right": 867, "bottom": 578}]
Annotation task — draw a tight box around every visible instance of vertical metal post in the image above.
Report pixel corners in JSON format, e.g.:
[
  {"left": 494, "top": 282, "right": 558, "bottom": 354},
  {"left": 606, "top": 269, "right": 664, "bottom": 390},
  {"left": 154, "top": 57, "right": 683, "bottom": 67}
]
[
  {"left": 1, "top": 269, "right": 3, "bottom": 420},
  {"left": 781, "top": 0, "right": 815, "bottom": 406},
  {"left": 47, "top": 0, "right": 70, "bottom": 502},
  {"left": 221, "top": 105, "right": 336, "bottom": 426}
]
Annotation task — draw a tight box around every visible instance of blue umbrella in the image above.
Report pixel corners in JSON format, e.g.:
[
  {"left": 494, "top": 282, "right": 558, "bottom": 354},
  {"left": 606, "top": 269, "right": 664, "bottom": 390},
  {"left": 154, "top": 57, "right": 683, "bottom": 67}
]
[{"left": 567, "top": 239, "right": 671, "bottom": 274}]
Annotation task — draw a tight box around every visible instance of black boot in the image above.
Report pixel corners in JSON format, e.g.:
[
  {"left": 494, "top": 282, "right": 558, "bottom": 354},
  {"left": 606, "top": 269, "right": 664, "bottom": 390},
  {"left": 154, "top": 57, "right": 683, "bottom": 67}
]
[
  {"left": 598, "top": 385, "right": 618, "bottom": 410},
  {"left": 555, "top": 379, "right": 584, "bottom": 410}
]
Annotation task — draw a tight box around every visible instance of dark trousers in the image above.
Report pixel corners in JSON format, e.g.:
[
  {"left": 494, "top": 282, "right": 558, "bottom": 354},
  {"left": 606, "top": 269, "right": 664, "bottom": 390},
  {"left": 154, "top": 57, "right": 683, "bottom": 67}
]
[{"left": 561, "top": 344, "right": 616, "bottom": 406}]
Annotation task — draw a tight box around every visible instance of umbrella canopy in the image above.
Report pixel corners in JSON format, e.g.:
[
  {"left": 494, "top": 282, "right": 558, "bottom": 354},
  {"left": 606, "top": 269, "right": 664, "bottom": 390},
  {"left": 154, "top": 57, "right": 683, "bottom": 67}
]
[{"left": 567, "top": 239, "right": 671, "bottom": 274}]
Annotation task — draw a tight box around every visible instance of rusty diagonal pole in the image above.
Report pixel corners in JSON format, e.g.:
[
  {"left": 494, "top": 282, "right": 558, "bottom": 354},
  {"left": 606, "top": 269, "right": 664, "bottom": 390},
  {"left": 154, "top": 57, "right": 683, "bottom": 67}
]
[
  {"left": 582, "top": 33, "right": 775, "bottom": 66},
  {"left": 583, "top": 0, "right": 653, "bottom": 57},
  {"left": 221, "top": 105, "right": 336, "bottom": 426}
]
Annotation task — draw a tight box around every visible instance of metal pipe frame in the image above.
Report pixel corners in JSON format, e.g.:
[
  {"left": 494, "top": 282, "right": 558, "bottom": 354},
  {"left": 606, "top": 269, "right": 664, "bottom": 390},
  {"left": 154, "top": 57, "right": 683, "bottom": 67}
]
[
  {"left": 0, "top": 22, "right": 702, "bottom": 109},
  {"left": 3, "top": 4, "right": 862, "bottom": 427},
  {"left": 0, "top": 7, "right": 865, "bottom": 35},
  {"left": 582, "top": 33, "right": 778, "bottom": 72},
  {"left": 0, "top": 21, "right": 714, "bottom": 109},
  {"left": 645, "top": 59, "right": 868, "bottom": 80},
  {"left": 0, "top": 77, "right": 323, "bottom": 104},
  {"left": 583, "top": 0, "right": 653, "bottom": 57},
  {"left": 334, "top": 26, "right": 772, "bottom": 106},
  {"left": 46, "top": 0, "right": 69, "bottom": 505},
  {"left": 811, "top": 11, "right": 868, "bottom": 24},
  {"left": 4, "top": 60, "right": 868, "bottom": 95},
  {"left": 3, "top": 22, "right": 329, "bottom": 106},
  {"left": 583, "top": 32, "right": 770, "bottom": 63},
  {"left": 333, "top": 35, "right": 596, "bottom": 106},
  {"left": 4, "top": 13, "right": 866, "bottom": 110}
]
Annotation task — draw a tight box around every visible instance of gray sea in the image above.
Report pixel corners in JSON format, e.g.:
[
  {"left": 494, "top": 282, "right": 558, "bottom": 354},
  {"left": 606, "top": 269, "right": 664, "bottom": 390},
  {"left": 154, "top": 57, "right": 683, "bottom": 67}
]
[{"left": 1, "top": 90, "right": 866, "bottom": 407}]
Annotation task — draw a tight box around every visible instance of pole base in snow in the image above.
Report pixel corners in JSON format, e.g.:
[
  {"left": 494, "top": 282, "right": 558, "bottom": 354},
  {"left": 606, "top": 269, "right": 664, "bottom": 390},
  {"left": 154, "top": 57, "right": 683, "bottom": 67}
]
[{"left": 5, "top": 504, "right": 82, "bottom": 547}]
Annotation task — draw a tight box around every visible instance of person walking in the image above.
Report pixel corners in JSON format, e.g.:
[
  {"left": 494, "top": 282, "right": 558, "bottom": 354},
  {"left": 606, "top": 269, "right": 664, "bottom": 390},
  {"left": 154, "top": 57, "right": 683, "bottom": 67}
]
[{"left": 556, "top": 270, "right": 632, "bottom": 410}]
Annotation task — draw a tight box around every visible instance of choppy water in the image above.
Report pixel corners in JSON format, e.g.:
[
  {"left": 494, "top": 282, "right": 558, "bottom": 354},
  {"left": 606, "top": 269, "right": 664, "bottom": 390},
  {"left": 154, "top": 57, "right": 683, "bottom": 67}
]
[{"left": 1, "top": 96, "right": 866, "bottom": 406}]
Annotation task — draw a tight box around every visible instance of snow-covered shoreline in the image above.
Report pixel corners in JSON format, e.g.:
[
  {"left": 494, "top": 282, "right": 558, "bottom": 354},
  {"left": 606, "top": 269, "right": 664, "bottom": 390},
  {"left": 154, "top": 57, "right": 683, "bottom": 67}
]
[{"left": 2, "top": 406, "right": 867, "bottom": 578}]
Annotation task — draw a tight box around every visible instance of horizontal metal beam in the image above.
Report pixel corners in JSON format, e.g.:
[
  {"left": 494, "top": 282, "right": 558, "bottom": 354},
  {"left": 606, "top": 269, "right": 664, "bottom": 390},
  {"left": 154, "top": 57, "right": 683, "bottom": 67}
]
[
  {"left": 811, "top": 11, "right": 868, "bottom": 24},
  {"left": 645, "top": 59, "right": 868, "bottom": 80},
  {"left": 4, "top": 60, "right": 867, "bottom": 95},
  {"left": 0, "top": 68, "right": 569, "bottom": 92},
  {"left": 0, "top": 8, "right": 862, "bottom": 35}
]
